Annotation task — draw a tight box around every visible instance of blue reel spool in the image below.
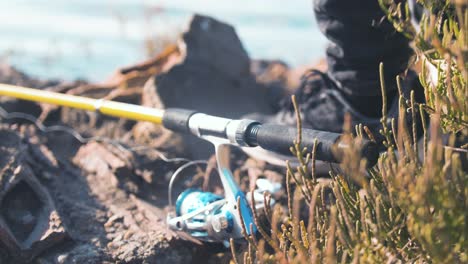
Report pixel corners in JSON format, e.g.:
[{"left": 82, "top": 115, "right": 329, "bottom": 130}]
[
  {"left": 175, "top": 189, "right": 235, "bottom": 238},
  {"left": 175, "top": 188, "right": 223, "bottom": 216}
]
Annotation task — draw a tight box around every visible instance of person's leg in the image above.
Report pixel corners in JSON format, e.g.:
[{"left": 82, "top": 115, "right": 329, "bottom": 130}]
[{"left": 314, "top": 0, "right": 412, "bottom": 116}]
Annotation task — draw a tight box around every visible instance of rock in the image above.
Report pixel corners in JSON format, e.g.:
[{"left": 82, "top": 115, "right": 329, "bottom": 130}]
[
  {"left": 72, "top": 142, "right": 127, "bottom": 190},
  {"left": 71, "top": 141, "right": 199, "bottom": 262},
  {"left": 0, "top": 129, "right": 67, "bottom": 262},
  {"left": 182, "top": 15, "right": 251, "bottom": 81},
  {"left": 250, "top": 59, "right": 292, "bottom": 111},
  {"left": 154, "top": 14, "right": 273, "bottom": 118},
  {"left": 151, "top": 14, "right": 277, "bottom": 158},
  {"left": 132, "top": 76, "right": 185, "bottom": 155},
  {"left": 0, "top": 64, "right": 56, "bottom": 88},
  {"left": 52, "top": 244, "right": 106, "bottom": 264}
]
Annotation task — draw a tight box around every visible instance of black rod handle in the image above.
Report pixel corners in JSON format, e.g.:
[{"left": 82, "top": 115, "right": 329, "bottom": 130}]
[
  {"left": 162, "top": 108, "right": 379, "bottom": 167},
  {"left": 249, "top": 124, "right": 378, "bottom": 167}
]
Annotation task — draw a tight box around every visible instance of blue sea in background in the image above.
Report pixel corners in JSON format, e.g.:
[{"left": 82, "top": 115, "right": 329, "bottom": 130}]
[{"left": 0, "top": 0, "right": 327, "bottom": 81}]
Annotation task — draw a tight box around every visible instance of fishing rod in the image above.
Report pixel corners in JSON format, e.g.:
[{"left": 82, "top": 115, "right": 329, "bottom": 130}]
[{"left": 0, "top": 83, "right": 378, "bottom": 244}]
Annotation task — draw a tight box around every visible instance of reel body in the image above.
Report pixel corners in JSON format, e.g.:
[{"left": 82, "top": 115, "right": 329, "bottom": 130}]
[{"left": 166, "top": 121, "right": 268, "bottom": 244}]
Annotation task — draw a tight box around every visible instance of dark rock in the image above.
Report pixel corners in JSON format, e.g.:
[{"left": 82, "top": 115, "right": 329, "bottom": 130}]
[
  {"left": 152, "top": 14, "right": 276, "bottom": 158},
  {"left": 0, "top": 129, "right": 67, "bottom": 262},
  {"left": 0, "top": 64, "right": 46, "bottom": 88},
  {"left": 250, "top": 59, "right": 292, "bottom": 111},
  {"left": 182, "top": 15, "right": 251, "bottom": 81},
  {"left": 154, "top": 14, "right": 273, "bottom": 118}
]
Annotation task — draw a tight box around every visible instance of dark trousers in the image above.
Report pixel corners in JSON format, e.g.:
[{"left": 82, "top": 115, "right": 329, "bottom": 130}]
[{"left": 313, "top": 0, "right": 417, "bottom": 96}]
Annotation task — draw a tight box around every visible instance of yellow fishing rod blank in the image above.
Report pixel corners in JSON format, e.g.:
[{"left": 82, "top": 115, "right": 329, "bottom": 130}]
[{"left": 0, "top": 84, "right": 164, "bottom": 124}]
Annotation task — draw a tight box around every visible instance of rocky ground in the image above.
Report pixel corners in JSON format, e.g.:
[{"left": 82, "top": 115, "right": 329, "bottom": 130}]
[{"left": 0, "top": 15, "right": 309, "bottom": 263}]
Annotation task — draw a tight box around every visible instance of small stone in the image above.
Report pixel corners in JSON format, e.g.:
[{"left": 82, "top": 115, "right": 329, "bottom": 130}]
[
  {"left": 107, "top": 242, "right": 115, "bottom": 249},
  {"left": 57, "top": 254, "right": 68, "bottom": 264},
  {"left": 123, "top": 230, "right": 134, "bottom": 240},
  {"left": 113, "top": 234, "right": 123, "bottom": 243}
]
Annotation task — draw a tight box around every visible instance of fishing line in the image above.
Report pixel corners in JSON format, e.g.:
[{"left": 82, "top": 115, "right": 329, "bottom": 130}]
[{"left": 0, "top": 105, "right": 194, "bottom": 163}]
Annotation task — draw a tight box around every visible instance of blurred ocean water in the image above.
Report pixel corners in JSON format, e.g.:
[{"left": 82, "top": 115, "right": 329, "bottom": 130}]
[{"left": 0, "top": 0, "right": 327, "bottom": 81}]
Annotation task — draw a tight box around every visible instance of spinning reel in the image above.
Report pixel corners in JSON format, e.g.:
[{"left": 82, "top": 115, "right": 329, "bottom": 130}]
[{"left": 166, "top": 137, "right": 281, "bottom": 244}]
